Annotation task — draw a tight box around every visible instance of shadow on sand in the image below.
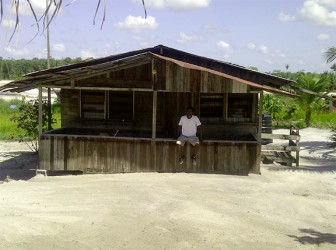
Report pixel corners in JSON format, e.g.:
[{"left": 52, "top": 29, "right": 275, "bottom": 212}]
[
  {"left": 0, "top": 151, "right": 38, "bottom": 181},
  {"left": 288, "top": 228, "right": 336, "bottom": 246}
]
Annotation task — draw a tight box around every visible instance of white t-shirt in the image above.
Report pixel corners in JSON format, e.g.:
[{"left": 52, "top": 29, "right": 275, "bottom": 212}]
[{"left": 178, "top": 115, "right": 201, "bottom": 137}]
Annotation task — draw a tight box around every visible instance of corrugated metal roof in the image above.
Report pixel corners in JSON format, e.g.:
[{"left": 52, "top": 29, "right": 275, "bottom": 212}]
[{"left": 0, "top": 45, "right": 295, "bottom": 95}]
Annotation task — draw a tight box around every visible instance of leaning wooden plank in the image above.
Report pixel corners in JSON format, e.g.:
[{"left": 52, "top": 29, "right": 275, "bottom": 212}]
[
  {"left": 261, "top": 133, "right": 300, "bottom": 140},
  {"left": 262, "top": 145, "right": 300, "bottom": 151}
]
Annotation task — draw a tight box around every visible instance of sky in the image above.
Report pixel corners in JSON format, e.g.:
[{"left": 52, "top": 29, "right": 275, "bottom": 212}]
[{"left": 0, "top": 0, "right": 335, "bottom": 73}]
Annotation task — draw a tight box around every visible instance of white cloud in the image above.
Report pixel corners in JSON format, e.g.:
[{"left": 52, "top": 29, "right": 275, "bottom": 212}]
[
  {"left": 278, "top": 11, "right": 296, "bottom": 22},
  {"left": 81, "top": 50, "right": 97, "bottom": 59},
  {"left": 177, "top": 32, "right": 202, "bottom": 44},
  {"left": 4, "top": 46, "right": 31, "bottom": 58},
  {"left": 10, "top": 0, "right": 56, "bottom": 16},
  {"left": 320, "top": 0, "right": 336, "bottom": 9},
  {"left": 138, "top": 0, "right": 211, "bottom": 11},
  {"left": 217, "top": 41, "right": 232, "bottom": 55},
  {"left": 299, "top": 0, "right": 336, "bottom": 27},
  {"left": 316, "top": 33, "right": 330, "bottom": 40},
  {"left": 1, "top": 19, "right": 16, "bottom": 29},
  {"left": 271, "top": 50, "right": 287, "bottom": 58},
  {"left": 258, "top": 45, "right": 269, "bottom": 54},
  {"left": 247, "top": 42, "right": 256, "bottom": 50},
  {"left": 53, "top": 43, "right": 66, "bottom": 52},
  {"left": 115, "top": 15, "right": 158, "bottom": 32}
]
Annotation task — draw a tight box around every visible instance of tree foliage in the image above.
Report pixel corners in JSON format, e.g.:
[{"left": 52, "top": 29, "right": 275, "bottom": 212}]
[
  {"left": 324, "top": 46, "right": 336, "bottom": 64},
  {"left": 294, "top": 74, "right": 329, "bottom": 127},
  {"left": 11, "top": 98, "right": 54, "bottom": 152},
  {"left": 0, "top": 57, "right": 82, "bottom": 80}
]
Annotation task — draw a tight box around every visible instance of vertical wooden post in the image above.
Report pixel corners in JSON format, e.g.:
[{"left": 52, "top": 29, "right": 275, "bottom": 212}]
[
  {"left": 151, "top": 59, "right": 157, "bottom": 171},
  {"left": 47, "top": 88, "right": 52, "bottom": 130},
  {"left": 152, "top": 91, "right": 157, "bottom": 140},
  {"left": 257, "top": 91, "right": 263, "bottom": 142},
  {"left": 46, "top": 0, "right": 52, "bottom": 130},
  {"left": 38, "top": 86, "right": 43, "bottom": 138},
  {"left": 257, "top": 91, "right": 263, "bottom": 174}
]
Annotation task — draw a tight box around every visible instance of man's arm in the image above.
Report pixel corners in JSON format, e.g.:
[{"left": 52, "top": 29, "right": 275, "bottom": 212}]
[{"left": 177, "top": 125, "right": 182, "bottom": 137}]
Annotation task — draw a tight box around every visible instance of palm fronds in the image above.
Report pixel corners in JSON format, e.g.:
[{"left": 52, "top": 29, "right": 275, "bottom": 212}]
[{"left": 324, "top": 46, "right": 336, "bottom": 64}]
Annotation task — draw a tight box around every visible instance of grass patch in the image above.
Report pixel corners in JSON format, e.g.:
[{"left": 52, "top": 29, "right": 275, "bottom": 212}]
[
  {"left": 311, "top": 112, "right": 336, "bottom": 129},
  {"left": 0, "top": 99, "right": 61, "bottom": 140},
  {"left": 0, "top": 99, "right": 22, "bottom": 140}
]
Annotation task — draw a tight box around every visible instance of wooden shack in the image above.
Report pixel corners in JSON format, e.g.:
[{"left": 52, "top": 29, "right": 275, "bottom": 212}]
[{"left": 1, "top": 45, "right": 295, "bottom": 175}]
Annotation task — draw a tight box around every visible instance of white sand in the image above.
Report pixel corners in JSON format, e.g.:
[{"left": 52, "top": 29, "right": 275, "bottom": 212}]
[{"left": 0, "top": 128, "right": 335, "bottom": 249}]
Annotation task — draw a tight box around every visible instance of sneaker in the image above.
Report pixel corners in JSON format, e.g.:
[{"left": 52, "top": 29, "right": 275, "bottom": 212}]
[
  {"left": 179, "top": 157, "right": 184, "bottom": 165},
  {"left": 192, "top": 156, "right": 197, "bottom": 166}
]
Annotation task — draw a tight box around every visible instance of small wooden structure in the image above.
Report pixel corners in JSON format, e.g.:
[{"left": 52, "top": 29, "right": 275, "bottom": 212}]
[
  {"left": 0, "top": 45, "right": 296, "bottom": 175},
  {"left": 261, "top": 126, "right": 300, "bottom": 166}
]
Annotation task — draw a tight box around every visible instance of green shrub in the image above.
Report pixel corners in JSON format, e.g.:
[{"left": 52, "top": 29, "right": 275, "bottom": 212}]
[{"left": 11, "top": 98, "right": 54, "bottom": 152}]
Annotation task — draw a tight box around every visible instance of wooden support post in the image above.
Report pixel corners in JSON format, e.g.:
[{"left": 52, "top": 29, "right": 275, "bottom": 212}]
[
  {"left": 47, "top": 88, "right": 52, "bottom": 130},
  {"left": 258, "top": 91, "right": 263, "bottom": 142},
  {"left": 152, "top": 91, "right": 157, "bottom": 140},
  {"left": 151, "top": 59, "right": 157, "bottom": 171},
  {"left": 38, "top": 86, "right": 43, "bottom": 138},
  {"left": 290, "top": 126, "right": 300, "bottom": 167}
]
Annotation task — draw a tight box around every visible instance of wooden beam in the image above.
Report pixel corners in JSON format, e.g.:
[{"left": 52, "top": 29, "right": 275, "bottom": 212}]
[
  {"left": 152, "top": 91, "right": 157, "bottom": 139},
  {"left": 41, "top": 86, "right": 153, "bottom": 92},
  {"left": 77, "top": 79, "right": 151, "bottom": 86},
  {"left": 257, "top": 91, "right": 263, "bottom": 142},
  {"left": 38, "top": 86, "right": 43, "bottom": 138}
]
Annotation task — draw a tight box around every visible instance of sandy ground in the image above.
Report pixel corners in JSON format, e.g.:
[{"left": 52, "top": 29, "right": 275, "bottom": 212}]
[{"left": 0, "top": 128, "right": 335, "bottom": 250}]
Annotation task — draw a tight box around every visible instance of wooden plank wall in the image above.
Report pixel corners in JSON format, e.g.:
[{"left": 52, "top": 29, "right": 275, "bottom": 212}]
[
  {"left": 39, "top": 136, "right": 260, "bottom": 175},
  {"left": 156, "top": 60, "right": 248, "bottom": 93},
  {"left": 61, "top": 89, "right": 80, "bottom": 127},
  {"left": 76, "top": 63, "right": 152, "bottom": 89}
]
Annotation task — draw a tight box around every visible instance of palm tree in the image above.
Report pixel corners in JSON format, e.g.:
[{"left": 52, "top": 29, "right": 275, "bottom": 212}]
[
  {"left": 0, "top": 0, "right": 147, "bottom": 43},
  {"left": 324, "top": 46, "right": 336, "bottom": 63},
  {"left": 295, "top": 74, "right": 329, "bottom": 127}
]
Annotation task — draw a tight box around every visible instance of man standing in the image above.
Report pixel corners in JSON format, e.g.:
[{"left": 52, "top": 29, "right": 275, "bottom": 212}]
[{"left": 177, "top": 106, "right": 201, "bottom": 166}]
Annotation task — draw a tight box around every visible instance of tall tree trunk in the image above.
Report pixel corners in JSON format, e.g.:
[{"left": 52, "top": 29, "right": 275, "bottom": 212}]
[{"left": 305, "top": 107, "right": 312, "bottom": 127}]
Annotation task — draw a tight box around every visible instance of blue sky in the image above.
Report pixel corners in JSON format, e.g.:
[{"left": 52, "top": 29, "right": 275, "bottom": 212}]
[{"left": 0, "top": 0, "right": 335, "bottom": 73}]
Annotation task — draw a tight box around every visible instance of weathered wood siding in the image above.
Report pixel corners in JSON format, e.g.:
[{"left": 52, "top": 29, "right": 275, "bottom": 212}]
[
  {"left": 60, "top": 59, "right": 251, "bottom": 94},
  {"left": 76, "top": 63, "right": 152, "bottom": 89},
  {"left": 156, "top": 61, "right": 249, "bottom": 93},
  {"left": 61, "top": 89, "right": 80, "bottom": 127},
  {"left": 39, "top": 135, "right": 260, "bottom": 175}
]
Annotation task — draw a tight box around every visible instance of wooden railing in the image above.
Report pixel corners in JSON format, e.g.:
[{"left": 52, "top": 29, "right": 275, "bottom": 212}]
[{"left": 261, "top": 126, "right": 300, "bottom": 167}]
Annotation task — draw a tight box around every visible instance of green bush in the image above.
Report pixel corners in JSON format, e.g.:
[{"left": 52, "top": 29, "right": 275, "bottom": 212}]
[{"left": 11, "top": 98, "right": 54, "bottom": 152}]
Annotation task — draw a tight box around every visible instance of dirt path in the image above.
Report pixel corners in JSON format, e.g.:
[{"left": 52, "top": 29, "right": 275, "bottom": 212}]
[{"left": 0, "top": 128, "right": 335, "bottom": 249}]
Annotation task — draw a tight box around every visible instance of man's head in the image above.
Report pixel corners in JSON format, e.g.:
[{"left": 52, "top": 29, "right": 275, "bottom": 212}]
[{"left": 186, "top": 106, "right": 194, "bottom": 118}]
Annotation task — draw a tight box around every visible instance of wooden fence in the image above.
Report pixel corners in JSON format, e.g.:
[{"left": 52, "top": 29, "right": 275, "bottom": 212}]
[{"left": 261, "top": 126, "right": 300, "bottom": 167}]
